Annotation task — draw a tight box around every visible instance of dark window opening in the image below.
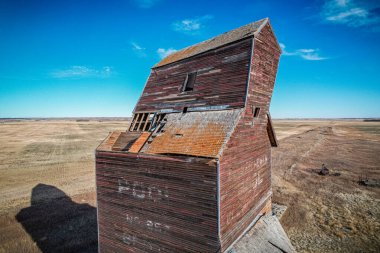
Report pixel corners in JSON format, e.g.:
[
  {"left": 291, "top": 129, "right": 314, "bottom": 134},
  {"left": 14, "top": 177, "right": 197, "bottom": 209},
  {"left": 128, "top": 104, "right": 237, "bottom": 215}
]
[
  {"left": 129, "top": 112, "right": 156, "bottom": 132},
  {"left": 183, "top": 72, "right": 197, "bottom": 92},
  {"left": 156, "top": 117, "right": 167, "bottom": 133},
  {"left": 138, "top": 113, "right": 148, "bottom": 131},
  {"left": 253, "top": 107, "right": 261, "bottom": 118},
  {"left": 150, "top": 113, "right": 166, "bottom": 132},
  {"left": 183, "top": 107, "right": 188, "bottom": 113},
  {"left": 131, "top": 113, "right": 138, "bottom": 124}
]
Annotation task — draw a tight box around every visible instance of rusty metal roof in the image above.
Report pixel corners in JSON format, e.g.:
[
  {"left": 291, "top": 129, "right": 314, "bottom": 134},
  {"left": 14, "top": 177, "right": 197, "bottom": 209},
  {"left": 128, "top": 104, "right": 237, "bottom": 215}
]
[
  {"left": 96, "top": 111, "right": 277, "bottom": 157},
  {"left": 143, "top": 109, "right": 242, "bottom": 158},
  {"left": 154, "top": 18, "right": 268, "bottom": 68}
]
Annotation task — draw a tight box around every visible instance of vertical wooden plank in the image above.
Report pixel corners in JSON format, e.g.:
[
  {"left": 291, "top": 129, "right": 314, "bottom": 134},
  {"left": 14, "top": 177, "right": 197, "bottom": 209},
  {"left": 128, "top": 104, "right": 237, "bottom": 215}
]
[
  {"left": 131, "top": 113, "right": 141, "bottom": 131},
  {"left": 137, "top": 113, "right": 145, "bottom": 132},
  {"left": 142, "top": 113, "right": 151, "bottom": 131},
  {"left": 129, "top": 113, "right": 138, "bottom": 131},
  {"left": 219, "top": 22, "right": 281, "bottom": 251}
]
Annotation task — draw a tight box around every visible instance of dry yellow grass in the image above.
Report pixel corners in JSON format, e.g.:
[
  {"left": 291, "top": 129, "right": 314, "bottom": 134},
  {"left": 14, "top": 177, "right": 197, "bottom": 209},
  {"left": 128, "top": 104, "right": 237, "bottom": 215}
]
[
  {"left": 272, "top": 120, "right": 380, "bottom": 252},
  {"left": 0, "top": 119, "right": 379, "bottom": 252},
  {"left": 0, "top": 120, "right": 128, "bottom": 253}
]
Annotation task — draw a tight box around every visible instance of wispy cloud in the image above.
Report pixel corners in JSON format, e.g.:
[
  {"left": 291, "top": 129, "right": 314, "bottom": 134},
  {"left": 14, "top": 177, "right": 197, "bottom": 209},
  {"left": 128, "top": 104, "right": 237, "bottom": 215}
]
[
  {"left": 280, "top": 43, "right": 328, "bottom": 61},
  {"left": 320, "top": 0, "right": 380, "bottom": 27},
  {"left": 131, "top": 42, "right": 147, "bottom": 57},
  {"left": 51, "top": 66, "right": 113, "bottom": 79},
  {"left": 131, "top": 0, "right": 160, "bottom": 8},
  {"left": 157, "top": 48, "right": 177, "bottom": 59},
  {"left": 279, "top": 43, "right": 296, "bottom": 56},
  {"left": 172, "top": 15, "right": 213, "bottom": 35}
]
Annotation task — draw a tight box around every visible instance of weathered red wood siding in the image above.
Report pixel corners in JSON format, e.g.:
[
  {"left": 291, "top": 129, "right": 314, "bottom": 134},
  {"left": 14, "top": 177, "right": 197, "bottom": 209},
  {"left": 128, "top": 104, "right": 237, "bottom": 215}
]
[
  {"left": 218, "top": 23, "right": 281, "bottom": 251},
  {"left": 134, "top": 39, "right": 252, "bottom": 112},
  {"left": 96, "top": 151, "right": 220, "bottom": 252}
]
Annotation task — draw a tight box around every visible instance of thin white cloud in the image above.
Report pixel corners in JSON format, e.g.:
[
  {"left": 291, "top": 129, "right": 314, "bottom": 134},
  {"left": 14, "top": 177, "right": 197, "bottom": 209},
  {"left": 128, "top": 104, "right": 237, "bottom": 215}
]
[
  {"left": 280, "top": 43, "right": 327, "bottom": 61},
  {"left": 131, "top": 0, "right": 160, "bottom": 8},
  {"left": 131, "top": 42, "right": 147, "bottom": 57},
  {"left": 298, "top": 49, "right": 327, "bottom": 61},
  {"left": 172, "top": 15, "right": 213, "bottom": 35},
  {"left": 279, "top": 43, "right": 296, "bottom": 56},
  {"left": 321, "top": 0, "right": 380, "bottom": 27},
  {"left": 51, "top": 66, "right": 113, "bottom": 79},
  {"left": 131, "top": 42, "right": 145, "bottom": 51},
  {"left": 157, "top": 48, "right": 177, "bottom": 59}
]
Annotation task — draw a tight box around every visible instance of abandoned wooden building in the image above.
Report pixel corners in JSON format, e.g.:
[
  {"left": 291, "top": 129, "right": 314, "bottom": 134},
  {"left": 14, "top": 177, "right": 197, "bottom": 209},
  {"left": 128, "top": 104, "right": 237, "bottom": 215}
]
[{"left": 96, "top": 17, "right": 281, "bottom": 252}]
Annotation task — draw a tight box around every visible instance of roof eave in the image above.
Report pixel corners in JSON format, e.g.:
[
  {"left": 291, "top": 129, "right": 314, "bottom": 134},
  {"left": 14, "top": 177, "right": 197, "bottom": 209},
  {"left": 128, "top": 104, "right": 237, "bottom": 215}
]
[
  {"left": 152, "top": 36, "right": 255, "bottom": 70},
  {"left": 255, "top": 18, "right": 282, "bottom": 54},
  {"left": 153, "top": 18, "right": 270, "bottom": 69}
]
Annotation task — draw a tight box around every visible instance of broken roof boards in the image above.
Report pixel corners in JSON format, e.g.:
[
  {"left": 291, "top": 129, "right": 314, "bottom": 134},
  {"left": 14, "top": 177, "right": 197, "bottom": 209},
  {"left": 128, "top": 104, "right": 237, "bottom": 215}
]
[{"left": 96, "top": 17, "right": 281, "bottom": 252}]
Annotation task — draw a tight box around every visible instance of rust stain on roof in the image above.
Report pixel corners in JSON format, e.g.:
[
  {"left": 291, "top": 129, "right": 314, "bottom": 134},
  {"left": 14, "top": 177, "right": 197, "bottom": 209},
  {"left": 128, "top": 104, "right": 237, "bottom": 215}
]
[
  {"left": 129, "top": 132, "right": 151, "bottom": 153},
  {"left": 144, "top": 110, "right": 241, "bottom": 158},
  {"left": 154, "top": 18, "right": 267, "bottom": 68}
]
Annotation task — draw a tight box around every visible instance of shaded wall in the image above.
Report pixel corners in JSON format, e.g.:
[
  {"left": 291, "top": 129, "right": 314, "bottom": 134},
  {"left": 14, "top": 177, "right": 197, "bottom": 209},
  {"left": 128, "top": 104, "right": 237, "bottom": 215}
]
[{"left": 219, "top": 23, "right": 281, "bottom": 251}]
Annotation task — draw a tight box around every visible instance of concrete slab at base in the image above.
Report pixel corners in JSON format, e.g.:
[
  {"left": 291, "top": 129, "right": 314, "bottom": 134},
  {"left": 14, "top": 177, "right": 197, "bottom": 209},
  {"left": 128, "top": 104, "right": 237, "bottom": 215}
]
[{"left": 231, "top": 213, "right": 296, "bottom": 253}]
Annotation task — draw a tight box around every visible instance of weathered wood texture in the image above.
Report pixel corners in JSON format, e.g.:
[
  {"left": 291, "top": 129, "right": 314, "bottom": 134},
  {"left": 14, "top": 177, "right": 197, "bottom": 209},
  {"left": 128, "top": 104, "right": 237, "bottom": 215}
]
[
  {"left": 96, "top": 20, "right": 281, "bottom": 253},
  {"left": 97, "top": 132, "right": 142, "bottom": 152},
  {"left": 154, "top": 19, "right": 266, "bottom": 68},
  {"left": 96, "top": 152, "right": 220, "bottom": 252},
  {"left": 128, "top": 132, "right": 151, "bottom": 153},
  {"left": 218, "top": 23, "right": 281, "bottom": 251},
  {"left": 134, "top": 39, "right": 252, "bottom": 112}
]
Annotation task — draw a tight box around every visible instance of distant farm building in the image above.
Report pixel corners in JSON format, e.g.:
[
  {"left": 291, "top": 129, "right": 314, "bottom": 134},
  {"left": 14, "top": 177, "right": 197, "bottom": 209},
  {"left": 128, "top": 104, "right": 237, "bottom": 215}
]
[{"left": 96, "top": 17, "right": 281, "bottom": 252}]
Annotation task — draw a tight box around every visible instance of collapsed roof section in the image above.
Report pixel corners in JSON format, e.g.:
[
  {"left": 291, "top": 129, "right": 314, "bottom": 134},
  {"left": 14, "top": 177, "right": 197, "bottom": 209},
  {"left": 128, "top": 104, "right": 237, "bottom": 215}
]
[
  {"left": 97, "top": 110, "right": 278, "bottom": 158},
  {"left": 144, "top": 110, "right": 242, "bottom": 158},
  {"left": 98, "top": 109, "right": 243, "bottom": 158}
]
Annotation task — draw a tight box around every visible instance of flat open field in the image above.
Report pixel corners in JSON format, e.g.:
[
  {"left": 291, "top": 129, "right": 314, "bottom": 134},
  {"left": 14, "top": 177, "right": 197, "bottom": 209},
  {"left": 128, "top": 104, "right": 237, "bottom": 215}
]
[
  {"left": 272, "top": 120, "right": 380, "bottom": 252},
  {"left": 0, "top": 120, "right": 128, "bottom": 253},
  {"left": 0, "top": 119, "right": 379, "bottom": 252}
]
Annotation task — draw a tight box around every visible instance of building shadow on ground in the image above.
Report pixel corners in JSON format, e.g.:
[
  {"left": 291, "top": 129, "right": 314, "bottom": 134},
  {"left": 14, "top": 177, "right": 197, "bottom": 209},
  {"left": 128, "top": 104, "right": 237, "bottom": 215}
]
[{"left": 16, "top": 184, "right": 98, "bottom": 253}]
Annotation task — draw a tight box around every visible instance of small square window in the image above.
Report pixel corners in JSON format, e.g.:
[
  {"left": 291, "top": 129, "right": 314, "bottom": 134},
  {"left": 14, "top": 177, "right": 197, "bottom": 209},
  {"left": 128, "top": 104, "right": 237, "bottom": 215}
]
[{"left": 183, "top": 72, "right": 197, "bottom": 92}]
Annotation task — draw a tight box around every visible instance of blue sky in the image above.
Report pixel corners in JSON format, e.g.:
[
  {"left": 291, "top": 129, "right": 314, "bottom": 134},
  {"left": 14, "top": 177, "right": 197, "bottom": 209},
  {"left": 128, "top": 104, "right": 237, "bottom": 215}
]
[{"left": 0, "top": 0, "right": 379, "bottom": 118}]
